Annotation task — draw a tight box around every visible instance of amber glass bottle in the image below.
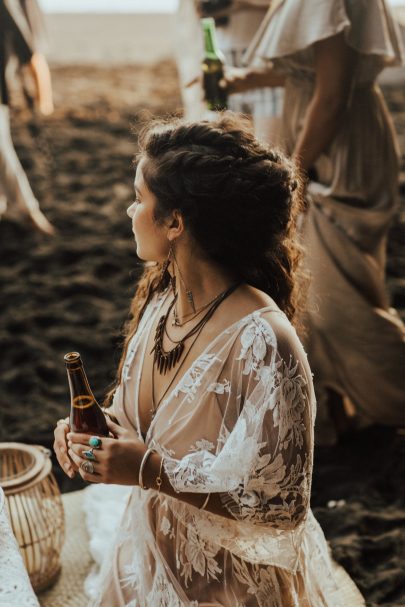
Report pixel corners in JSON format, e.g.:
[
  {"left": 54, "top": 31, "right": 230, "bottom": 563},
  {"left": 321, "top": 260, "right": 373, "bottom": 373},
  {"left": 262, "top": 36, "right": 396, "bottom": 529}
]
[
  {"left": 64, "top": 352, "right": 109, "bottom": 436},
  {"left": 201, "top": 17, "right": 228, "bottom": 111}
]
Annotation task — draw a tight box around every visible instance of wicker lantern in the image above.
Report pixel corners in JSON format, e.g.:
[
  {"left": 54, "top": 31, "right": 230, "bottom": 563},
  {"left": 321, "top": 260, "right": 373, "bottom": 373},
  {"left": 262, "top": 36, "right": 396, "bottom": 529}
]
[{"left": 0, "top": 442, "right": 65, "bottom": 592}]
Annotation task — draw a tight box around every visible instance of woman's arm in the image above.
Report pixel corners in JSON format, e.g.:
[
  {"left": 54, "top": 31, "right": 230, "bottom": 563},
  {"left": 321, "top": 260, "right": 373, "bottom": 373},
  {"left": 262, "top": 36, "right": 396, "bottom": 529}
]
[
  {"left": 66, "top": 420, "right": 232, "bottom": 518},
  {"left": 143, "top": 451, "right": 231, "bottom": 518},
  {"left": 224, "top": 64, "right": 286, "bottom": 94},
  {"left": 293, "top": 32, "right": 356, "bottom": 171},
  {"left": 29, "top": 52, "right": 54, "bottom": 115}
]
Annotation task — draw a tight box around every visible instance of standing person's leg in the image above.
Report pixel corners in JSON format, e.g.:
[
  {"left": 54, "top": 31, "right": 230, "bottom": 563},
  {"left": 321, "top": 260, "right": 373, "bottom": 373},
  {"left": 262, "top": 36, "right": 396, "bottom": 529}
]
[{"left": 0, "top": 104, "right": 54, "bottom": 234}]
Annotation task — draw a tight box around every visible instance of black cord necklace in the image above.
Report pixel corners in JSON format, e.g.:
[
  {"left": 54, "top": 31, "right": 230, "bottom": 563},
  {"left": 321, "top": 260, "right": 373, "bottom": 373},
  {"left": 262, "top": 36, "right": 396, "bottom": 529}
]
[
  {"left": 150, "top": 282, "right": 240, "bottom": 416},
  {"left": 151, "top": 283, "right": 239, "bottom": 376},
  {"left": 172, "top": 289, "right": 228, "bottom": 327}
]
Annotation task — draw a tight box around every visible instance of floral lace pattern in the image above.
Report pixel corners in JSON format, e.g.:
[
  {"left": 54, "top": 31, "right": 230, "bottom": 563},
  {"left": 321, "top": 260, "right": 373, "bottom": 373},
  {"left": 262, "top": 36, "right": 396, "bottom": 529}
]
[{"left": 88, "top": 297, "right": 363, "bottom": 606}]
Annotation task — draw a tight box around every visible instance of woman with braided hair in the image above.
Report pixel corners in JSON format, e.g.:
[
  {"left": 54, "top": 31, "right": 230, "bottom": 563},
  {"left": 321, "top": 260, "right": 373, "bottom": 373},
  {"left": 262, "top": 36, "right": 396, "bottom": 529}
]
[{"left": 54, "top": 113, "right": 364, "bottom": 606}]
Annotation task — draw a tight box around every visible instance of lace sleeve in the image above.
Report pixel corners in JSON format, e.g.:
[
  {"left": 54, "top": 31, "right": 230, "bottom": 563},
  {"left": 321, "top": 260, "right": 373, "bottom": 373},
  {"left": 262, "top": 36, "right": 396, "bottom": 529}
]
[{"left": 163, "top": 312, "right": 314, "bottom": 531}]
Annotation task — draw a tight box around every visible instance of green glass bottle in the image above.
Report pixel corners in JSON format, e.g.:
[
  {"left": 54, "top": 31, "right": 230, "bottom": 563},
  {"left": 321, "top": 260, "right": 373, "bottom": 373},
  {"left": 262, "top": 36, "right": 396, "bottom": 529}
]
[{"left": 201, "top": 18, "right": 228, "bottom": 111}]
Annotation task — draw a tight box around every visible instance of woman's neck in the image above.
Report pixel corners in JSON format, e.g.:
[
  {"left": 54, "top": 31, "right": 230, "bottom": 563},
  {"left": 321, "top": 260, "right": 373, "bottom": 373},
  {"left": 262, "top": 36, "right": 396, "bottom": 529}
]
[{"left": 170, "top": 251, "right": 237, "bottom": 320}]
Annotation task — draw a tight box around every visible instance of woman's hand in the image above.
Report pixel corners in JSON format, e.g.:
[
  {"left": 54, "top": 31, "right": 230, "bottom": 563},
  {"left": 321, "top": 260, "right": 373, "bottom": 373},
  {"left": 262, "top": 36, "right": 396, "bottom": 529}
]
[
  {"left": 185, "top": 65, "right": 284, "bottom": 94},
  {"left": 67, "top": 418, "right": 146, "bottom": 485},
  {"left": 53, "top": 419, "right": 78, "bottom": 479},
  {"left": 222, "top": 65, "right": 285, "bottom": 95}
]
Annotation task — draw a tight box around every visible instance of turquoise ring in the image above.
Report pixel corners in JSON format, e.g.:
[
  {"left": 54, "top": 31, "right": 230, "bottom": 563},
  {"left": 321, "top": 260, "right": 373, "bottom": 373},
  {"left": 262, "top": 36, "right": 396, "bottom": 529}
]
[
  {"left": 89, "top": 436, "right": 102, "bottom": 449},
  {"left": 83, "top": 448, "right": 96, "bottom": 461}
]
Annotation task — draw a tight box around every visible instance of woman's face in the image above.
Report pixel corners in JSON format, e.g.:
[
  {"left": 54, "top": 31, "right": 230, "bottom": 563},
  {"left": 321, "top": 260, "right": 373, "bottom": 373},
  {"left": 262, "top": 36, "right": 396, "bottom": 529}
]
[{"left": 127, "top": 159, "right": 169, "bottom": 262}]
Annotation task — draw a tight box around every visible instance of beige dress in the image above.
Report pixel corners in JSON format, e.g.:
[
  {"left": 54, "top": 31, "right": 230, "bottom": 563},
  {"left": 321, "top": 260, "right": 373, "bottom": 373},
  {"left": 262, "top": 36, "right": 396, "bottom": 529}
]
[
  {"left": 246, "top": 0, "right": 405, "bottom": 439},
  {"left": 89, "top": 290, "right": 364, "bottom": 606}
]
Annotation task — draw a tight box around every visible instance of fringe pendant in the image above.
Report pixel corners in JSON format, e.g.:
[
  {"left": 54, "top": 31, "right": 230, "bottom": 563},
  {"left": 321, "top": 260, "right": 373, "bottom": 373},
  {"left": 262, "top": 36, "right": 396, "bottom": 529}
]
[{"left": 151, "top": 312, "right": 185, "bottom": 375}]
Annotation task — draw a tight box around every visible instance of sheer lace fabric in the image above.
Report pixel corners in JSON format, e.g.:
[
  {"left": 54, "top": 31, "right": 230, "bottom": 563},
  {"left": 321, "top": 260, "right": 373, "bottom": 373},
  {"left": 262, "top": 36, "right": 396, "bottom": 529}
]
[
  {"left": 0, "top": 488, "right": 39, "bottom": 607},
  {"left": 89, "top": 292, "right": 364, "bottom": 606}
]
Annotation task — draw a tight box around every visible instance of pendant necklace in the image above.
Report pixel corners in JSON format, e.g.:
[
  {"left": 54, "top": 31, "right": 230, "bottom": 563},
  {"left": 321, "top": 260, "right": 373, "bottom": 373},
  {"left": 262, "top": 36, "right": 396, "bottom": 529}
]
[
  {"left": 172, "top": 288, "right": 231, "bottom": 327},
  {"left": 150, "top": 283, "right": 240, "bottom": 417},
  {"left": 150, "top": 321, "right": 206, "bottom": 418},
  {"left": 151, "top": 283, "right": 239, "bottom": 376}
]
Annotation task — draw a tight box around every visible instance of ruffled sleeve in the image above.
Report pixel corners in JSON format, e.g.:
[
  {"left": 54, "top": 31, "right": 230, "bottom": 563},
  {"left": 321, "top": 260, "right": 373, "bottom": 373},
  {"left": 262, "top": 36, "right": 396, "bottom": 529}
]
[{"left": 245, "top": 0, "right": 404, "bottom": 68}]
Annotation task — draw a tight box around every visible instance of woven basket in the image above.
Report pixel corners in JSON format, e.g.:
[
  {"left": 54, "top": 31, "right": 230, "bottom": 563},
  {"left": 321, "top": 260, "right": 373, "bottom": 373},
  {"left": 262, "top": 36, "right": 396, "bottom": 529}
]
[{"left": 0, "top": 442, "right": 65, "bottom": 592}]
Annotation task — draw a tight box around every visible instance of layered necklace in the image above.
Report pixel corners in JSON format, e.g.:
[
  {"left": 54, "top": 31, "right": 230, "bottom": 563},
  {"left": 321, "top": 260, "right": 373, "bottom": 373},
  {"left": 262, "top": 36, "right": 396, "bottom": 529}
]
[
  {"left": 151, "top": 283, "right": 239, "bottom": 376},
  {"left": 172, "top": 288, "right": 229, "bottom": 327}
]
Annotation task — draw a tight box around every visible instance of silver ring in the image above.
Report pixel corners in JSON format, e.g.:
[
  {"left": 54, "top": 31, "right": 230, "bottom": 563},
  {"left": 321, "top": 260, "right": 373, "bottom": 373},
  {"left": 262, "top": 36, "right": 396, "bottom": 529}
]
[{"left": 81, "top": 460, "right": 95, "bottom": 474}]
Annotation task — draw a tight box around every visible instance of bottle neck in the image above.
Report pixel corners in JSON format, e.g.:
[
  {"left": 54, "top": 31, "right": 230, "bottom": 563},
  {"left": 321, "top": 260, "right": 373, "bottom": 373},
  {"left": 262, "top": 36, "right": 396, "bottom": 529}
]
[
  {"left": 66, "top": 365, "right": 96, "bottom": 407},
  {"left": 202, "top": 19, "right": 220, "bottom": 60}
]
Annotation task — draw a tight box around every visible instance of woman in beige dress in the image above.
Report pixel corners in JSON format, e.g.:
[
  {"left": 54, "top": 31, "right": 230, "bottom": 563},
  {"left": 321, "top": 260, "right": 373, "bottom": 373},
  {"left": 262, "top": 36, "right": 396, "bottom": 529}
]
[
  {"left": 54, "top": 114, "right": 364, "bottom": 606},
  {"left": 228, "top": 0, "right": 405, "bottom": 442}
]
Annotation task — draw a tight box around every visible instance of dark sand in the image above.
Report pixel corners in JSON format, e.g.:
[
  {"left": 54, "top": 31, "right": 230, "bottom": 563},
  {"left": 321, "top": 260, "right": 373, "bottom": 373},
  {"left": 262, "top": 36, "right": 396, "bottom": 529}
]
[{"left": 1, "top": 62, "right": 404, "bottom": 606}]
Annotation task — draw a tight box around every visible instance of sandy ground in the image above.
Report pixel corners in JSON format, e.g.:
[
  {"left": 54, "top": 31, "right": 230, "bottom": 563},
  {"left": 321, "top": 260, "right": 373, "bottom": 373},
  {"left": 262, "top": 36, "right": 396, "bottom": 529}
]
[{"left": 0, "top": 61, "right": 404, "bottom": 606}]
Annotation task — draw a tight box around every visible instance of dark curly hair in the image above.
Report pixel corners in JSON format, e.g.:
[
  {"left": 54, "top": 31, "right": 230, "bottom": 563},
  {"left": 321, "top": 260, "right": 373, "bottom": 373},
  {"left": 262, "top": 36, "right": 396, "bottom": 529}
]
[{"left": 104, "top": 113, "right": 305, "bottom": 407}]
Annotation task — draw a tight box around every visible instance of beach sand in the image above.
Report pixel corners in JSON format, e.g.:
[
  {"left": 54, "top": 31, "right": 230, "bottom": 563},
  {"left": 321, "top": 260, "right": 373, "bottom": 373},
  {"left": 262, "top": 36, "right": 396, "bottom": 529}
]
[{"left": 0, "top": 47, "right": 404, "bottom": 607}]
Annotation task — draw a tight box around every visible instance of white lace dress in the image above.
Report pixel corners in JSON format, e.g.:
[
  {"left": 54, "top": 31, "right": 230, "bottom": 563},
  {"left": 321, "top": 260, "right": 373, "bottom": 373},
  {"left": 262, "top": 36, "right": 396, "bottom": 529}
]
[
  {"left": 0, "top": 488, "right": 39, "bottom": 607},
  {"left": 87, "top": 292, "right": 364, "bottom": 606}
]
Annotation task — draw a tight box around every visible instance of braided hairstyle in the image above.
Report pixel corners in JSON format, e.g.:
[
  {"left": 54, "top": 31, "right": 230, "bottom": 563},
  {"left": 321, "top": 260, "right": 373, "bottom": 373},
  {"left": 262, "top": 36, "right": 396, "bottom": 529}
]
[{"left": 104, "top": 113, "right": 305, "bottom": 407}]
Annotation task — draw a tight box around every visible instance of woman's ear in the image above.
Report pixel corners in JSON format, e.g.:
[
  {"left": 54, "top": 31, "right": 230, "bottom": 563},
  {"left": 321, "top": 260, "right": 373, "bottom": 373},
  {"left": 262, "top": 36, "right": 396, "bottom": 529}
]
[{"left": 166, "top": 210, "right": 184, "bottom": 241}]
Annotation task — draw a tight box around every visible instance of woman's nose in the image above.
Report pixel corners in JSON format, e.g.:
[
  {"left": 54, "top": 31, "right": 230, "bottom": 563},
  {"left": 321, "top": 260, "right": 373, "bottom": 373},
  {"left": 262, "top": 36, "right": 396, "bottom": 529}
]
[{"left": 127, "top": 201, "right": 136, "bottom": 219}]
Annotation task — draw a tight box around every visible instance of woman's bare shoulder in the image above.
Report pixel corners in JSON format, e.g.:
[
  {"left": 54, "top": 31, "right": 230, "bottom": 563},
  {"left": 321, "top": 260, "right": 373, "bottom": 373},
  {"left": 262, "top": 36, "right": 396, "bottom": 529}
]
[{"left": 227, "top": 284, "right": 280, "bottom": 320}]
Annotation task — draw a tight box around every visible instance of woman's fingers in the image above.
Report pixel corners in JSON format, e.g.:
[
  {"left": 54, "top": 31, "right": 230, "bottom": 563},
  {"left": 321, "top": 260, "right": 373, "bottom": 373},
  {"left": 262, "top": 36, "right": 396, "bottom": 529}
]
[
  {"left": 68, "top": 446, "right": 100, "bottom": 482},
  {"left": 67, "top": 431, "right": 99, "bottom": 446},
  {"left": 68, "top": 440, "right": 104, "bottom": 462},
  {"left": 222, "top": 67, "right": 252, "bottom": 95},
  {"left": 53, "top": 424, "right": 77, "bottom": 478},
  {"left": 105, "top": 417, "right": 126, "bottom": 438}
]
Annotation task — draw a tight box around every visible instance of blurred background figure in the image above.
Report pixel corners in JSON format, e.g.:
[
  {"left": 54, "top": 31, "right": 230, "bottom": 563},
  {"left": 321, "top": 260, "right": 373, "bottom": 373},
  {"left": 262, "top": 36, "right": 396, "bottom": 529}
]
[
  {"left": 202, "top": 0, "right": 284, "bottom": 143},
  {"left": 175, "top": 0, "right": 283, "bottom": 144},
  {"left": 0, "top": 0, "right": 54, "bottom": 235},
  {"left": 175, "top": 0, "right": 206, "bottom": 120},
  {"left": 227, "top": 0, "right": 405, "bottom": 444}
]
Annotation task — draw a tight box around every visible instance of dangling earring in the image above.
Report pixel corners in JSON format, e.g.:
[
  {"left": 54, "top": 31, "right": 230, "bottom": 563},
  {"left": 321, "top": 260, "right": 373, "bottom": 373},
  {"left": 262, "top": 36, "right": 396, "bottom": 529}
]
[
  {"left": 158, "top": 246, "right": 171, "bottom": 292},
  {"left": 158, "top": 242, "right": 177, "bottom": 294},
  {"left": 168, "top": 243, "right": 177, "bottom": 296},
  {"left": 171, "top": 245, "right": 195, "bottom": 312}
]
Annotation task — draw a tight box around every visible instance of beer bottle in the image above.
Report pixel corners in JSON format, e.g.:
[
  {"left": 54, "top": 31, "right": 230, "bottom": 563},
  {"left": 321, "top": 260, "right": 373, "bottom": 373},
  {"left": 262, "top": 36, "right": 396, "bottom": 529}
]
[
  {"left": 201, "top": 17, "right": 228, "bottom": 111},
  {"left": 64, "top": 352, "right": 109, "bottom": 436}
]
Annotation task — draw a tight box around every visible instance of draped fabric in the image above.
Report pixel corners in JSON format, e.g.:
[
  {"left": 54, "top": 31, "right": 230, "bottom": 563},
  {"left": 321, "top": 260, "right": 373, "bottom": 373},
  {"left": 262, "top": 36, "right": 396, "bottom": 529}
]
[
  {"left": 245, "top": 0, "right": 405, "bottom": 441},
  {"left": 89, "top": 290, "right": 364, "bottom": 606},
  {"left": 245, "top": 0, "right": 404, "bottom": 74}
]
